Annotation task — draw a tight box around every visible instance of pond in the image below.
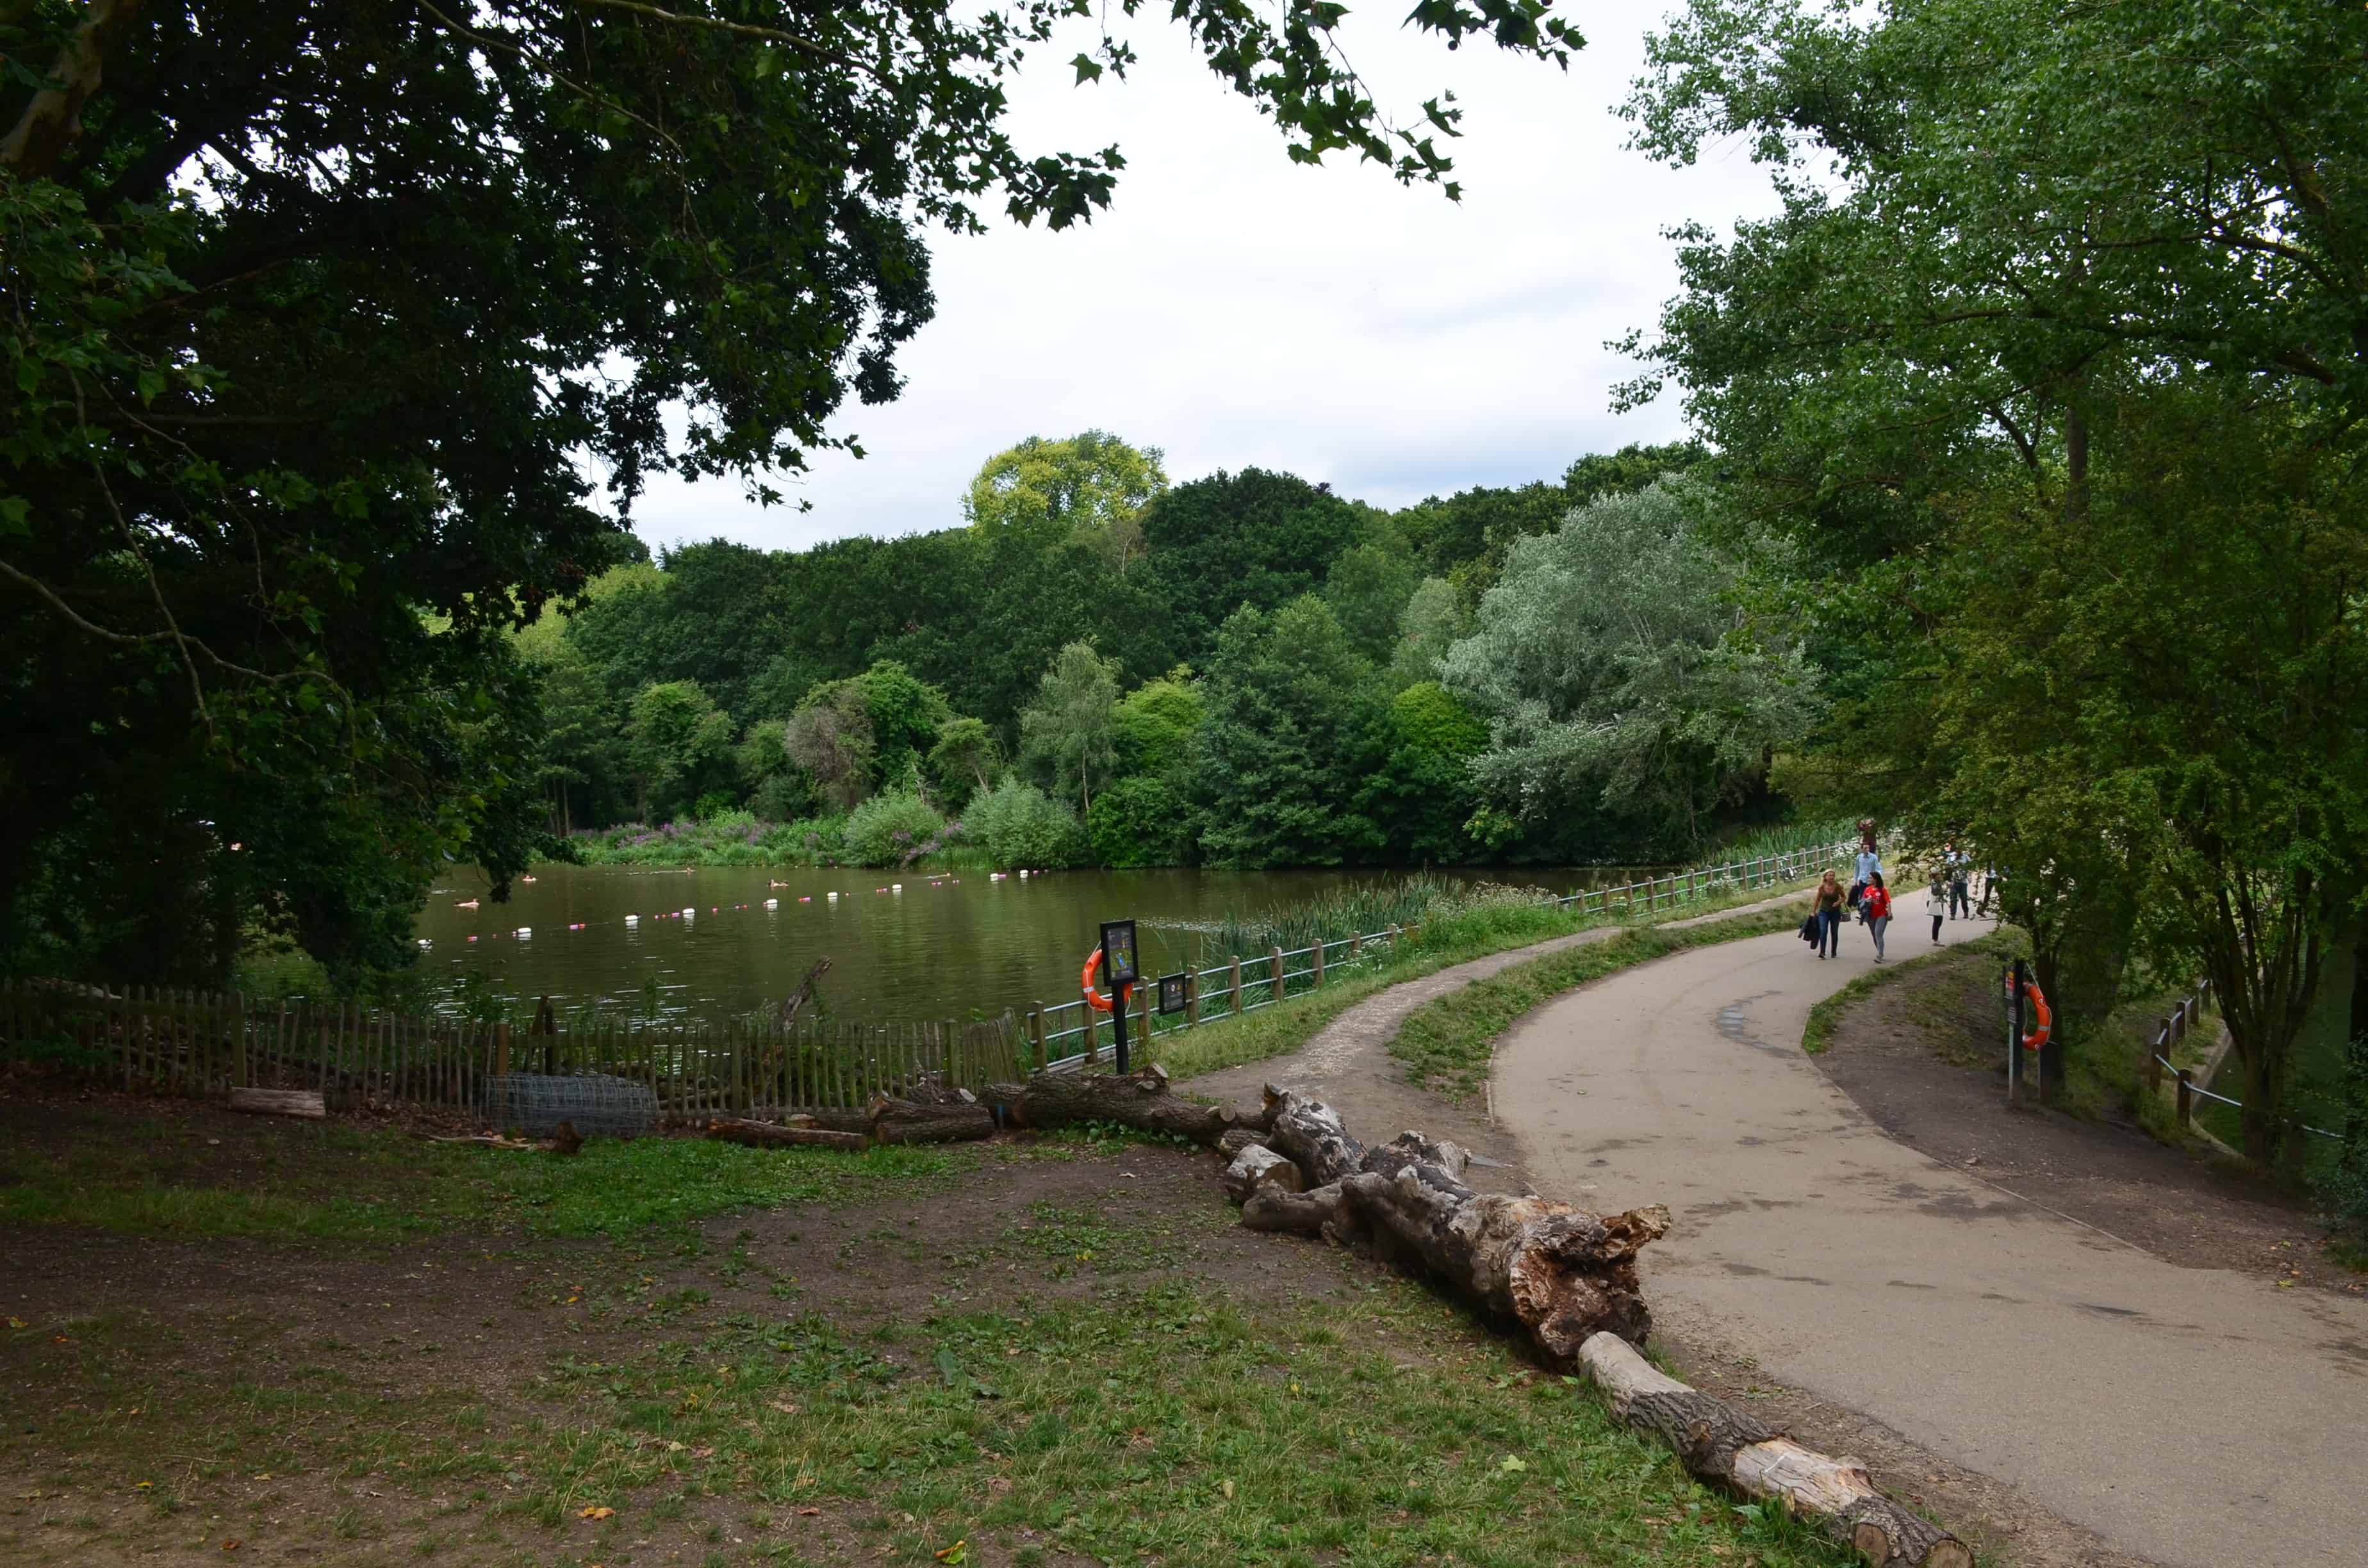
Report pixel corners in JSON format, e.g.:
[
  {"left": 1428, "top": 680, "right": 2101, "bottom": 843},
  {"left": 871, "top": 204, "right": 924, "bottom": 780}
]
[{"left": 409, "top": 862, "right": 1650, "bottom": 1025}]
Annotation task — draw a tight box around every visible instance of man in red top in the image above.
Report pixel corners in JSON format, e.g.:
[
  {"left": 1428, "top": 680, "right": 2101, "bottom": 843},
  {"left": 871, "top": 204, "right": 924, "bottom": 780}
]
[{"left": 1862, "top": 872, "right": 1894, "bottom": 962}]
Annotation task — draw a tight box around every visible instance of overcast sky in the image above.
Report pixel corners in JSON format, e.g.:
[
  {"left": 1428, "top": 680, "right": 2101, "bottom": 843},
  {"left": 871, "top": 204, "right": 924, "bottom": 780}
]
[{"left": 621, "top": 3, "right": 1777, "bottom": 556}]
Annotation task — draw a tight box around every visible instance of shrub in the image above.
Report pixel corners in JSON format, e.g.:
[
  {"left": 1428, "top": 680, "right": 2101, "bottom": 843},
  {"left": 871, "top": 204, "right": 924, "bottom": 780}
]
[
  {"left": 842, "top": 790, "right": 947, "bottom": 868},
  {"left": 967, "top": 778, "right": 1089, "bottom": 869},
  {"left": 1087, "top": 776, "right": 1189, "bottom": 868}
]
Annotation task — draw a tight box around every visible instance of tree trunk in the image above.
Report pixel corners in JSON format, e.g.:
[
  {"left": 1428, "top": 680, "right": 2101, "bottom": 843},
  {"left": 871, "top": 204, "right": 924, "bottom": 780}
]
[
  {"left": 1580, "top": 1334, "right": 1971, "bottom": 1568},
  {"left": 0, "top": 0, "right": 146, "bottom": 178},
  {"left": 867, "top": 1093, "right": 995, "bottom": 1145},
  {"left": 985, "top": 1064, "right": 1267, "bottom": 1148},
  {"left": 706, "top": 1116, "right": 867, "bottom": 1152},
  {"left": 228, "top": 1086, "right": 325, "bottom": 1119},
  {"left": 1246, "top": 1091, "right": 1666, "bottom": 1359},
  {"left": 1221, "top": 1144, "right": 1303, "bottom": 1204}
]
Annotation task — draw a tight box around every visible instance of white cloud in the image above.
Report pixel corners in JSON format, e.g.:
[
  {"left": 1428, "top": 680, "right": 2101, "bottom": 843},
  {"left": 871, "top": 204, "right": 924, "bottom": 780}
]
[{"left": 625, "top": 4, "right": 1778, "bottom": 555}]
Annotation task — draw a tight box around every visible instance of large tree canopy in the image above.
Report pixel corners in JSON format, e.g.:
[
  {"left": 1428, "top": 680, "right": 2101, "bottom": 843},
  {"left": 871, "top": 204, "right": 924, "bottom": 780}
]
[{"left": 0, "top": 0, "right": 1585, "bottom": 983}]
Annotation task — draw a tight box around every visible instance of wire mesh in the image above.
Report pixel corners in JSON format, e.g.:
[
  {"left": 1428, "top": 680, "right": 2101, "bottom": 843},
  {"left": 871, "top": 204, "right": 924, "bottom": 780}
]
[{"left": 484, "top": 1072, "right": 658, "bottom": 1138}]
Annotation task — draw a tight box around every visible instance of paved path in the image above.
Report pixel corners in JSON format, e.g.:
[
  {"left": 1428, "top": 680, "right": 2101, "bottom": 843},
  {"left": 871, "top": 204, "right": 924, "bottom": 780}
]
[
  {"left": 1494, "top": 925, "right": 2368, "bottom": 1568},
  {"left": 1190, "top": 888, "right": 1819, "bottom": 1188}
]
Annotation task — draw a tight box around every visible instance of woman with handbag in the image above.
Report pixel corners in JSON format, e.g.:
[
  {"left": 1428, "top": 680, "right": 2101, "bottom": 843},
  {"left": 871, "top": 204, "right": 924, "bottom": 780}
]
[{"left": 1811, "top": 870, "right": 1846, "bottom": 960}]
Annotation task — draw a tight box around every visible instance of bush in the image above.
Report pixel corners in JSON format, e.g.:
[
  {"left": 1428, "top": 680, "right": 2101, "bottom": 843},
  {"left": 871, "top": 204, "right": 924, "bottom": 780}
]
[
  {"left": 967, "top": 778, "right": 1089, "bottom": 869},
  {"left": 1087, "top": 776, "right": 1189, "bottom": 868},
  {"left": 842, "top": 790, "right": 947, "bottom": 868}
]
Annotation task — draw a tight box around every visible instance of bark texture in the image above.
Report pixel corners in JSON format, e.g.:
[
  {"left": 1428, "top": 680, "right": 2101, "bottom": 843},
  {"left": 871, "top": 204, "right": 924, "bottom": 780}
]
[
  {"left": 1249, "top": 1090, "right": 1665, "bottom": 1357},
  {"left": 706, "top": 1117, "right": 868, "bottom": 1152},
  {"left": 986, "top": 1064, "right": 1265, "bottom": 1148},
  {"left": 228, "top": 1087, "right": 325, "bottom": 1119},
  {"left": 1221, "top": 1144, "right": 1303, "bottom": 1204},
  {"left": 867, "top": 1094, "right": 996, "bottom": 1145},
  {"left": 1579, "top": 1333, "right": 1971, "bottom": 1568}
]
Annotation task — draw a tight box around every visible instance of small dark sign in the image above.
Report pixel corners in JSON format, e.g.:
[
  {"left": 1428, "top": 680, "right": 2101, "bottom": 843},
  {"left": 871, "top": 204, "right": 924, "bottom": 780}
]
[
  {"left": 1156, "top": 973, "right": 1188, "bottom": 1015},
  {"left": 1099, "top": 919, "right": 1140, "bottom": 987}
]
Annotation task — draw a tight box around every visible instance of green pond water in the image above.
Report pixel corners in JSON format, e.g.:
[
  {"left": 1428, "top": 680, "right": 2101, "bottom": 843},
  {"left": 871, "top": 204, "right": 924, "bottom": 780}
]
[{"left": 409, "top": 863, "right": 1650, "bottom": 1025}]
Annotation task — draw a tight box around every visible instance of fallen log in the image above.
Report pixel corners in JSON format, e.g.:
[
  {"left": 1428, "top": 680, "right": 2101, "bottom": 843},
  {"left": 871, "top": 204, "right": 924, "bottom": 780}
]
[
  {"left": 1215, "top": 1127, "right": 1266, "bottom": 1160},
  {"left": 867, "top": 1093, "right": 996, "bottom": 1145},
  {"left": 775, "top": 958, "right": 833, "bottom": 1025},
  {"left": 229, "top": 1087, "right": 325, "bottom": 1120},
  {"left": 707, "top": 1117, "right": 869, "bottom": 1152},
  {"left": 1579, "top": 1333, "right": 1971, "bottom": 1568},
  {"left": 1221, "top": 1144, "right": 1303, "bottom": 1204},
  {"left": 1246, "top": 1090, "right": 1666, "bottom": 1358},
  {"left": 985, "top": 1064, "right": 1266, "bottom": 1148}
]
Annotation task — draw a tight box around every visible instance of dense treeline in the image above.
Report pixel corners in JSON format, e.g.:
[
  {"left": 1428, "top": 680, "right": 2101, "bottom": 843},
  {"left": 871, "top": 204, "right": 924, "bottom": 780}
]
[{"left": 532, "top": 437, "right": 1808, "bottom": 872}]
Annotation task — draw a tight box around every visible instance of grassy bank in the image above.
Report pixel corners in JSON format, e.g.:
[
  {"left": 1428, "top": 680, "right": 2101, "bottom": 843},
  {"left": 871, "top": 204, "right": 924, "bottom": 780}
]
[
  {"left": 1390, "top": 902, "right": 1813, "bottom": 1100},
  {"left": 1800, "top": 929, "right": 2021, "bottom": 1057}
]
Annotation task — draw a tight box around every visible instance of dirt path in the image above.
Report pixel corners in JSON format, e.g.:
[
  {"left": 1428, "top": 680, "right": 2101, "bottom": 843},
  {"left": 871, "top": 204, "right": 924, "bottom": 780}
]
[
  {"left": 1493, "top": 924, "right": 2368, "bottom": 1568},
  {"left": 1187, "top": 888, "right": 1820, "bottom": 1190}
]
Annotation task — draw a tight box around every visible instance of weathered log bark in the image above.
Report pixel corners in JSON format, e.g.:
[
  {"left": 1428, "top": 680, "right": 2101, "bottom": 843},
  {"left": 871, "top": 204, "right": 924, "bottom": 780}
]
[
  {"left": 1215, "top": 1127, "right": 1266, "bottom": 1160},
  {"left": 1259, "top": 1084, "right": 1364, "bottom": 1184},
  {"left": 229, "top": 1087, "right": 325, "bottom": 1119},
  {"left": 1241, "top": 1180, "right": 1356, "bottom": 1241},
  {"left": 867, "top": 1095, "right": 995, "bottom": 1145},
  {"left": 1221, "top": 1144, "right": 1304, "bottom": 1204},
  {"left": 1249, "top": 1090, "right": 1665, "bottom": 1357},
  {"left": 985, "top": 1064, "right": 1265, "bottom": 1148},
  {"left": 1579, "top": 1334, "right": 1971, "bottom": 1568},
  {"left": 707, "top": 1117, "right": 868, "bottom": 1152}
]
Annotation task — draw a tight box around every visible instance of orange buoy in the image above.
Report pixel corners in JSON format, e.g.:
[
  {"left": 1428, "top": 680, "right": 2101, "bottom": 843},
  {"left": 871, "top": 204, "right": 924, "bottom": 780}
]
[{"left": 1081, "top": 947, "right": 1133, "bottom": 1013}]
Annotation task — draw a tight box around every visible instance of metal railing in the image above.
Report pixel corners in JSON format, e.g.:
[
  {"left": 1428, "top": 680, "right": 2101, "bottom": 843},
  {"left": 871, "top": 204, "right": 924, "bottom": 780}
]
[
  {"left": 2144, "top": 979, "right": 2342, "bottom": 1141},
  {"left": 1023, "top": 840, "right": 1852, "bottom": 1073}
]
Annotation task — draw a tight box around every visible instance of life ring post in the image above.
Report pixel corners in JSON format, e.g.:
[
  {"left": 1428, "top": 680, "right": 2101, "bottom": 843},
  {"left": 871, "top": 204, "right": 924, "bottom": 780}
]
[{"left": 1093, "top": 919, "right": 1142, "bottom": 1075}]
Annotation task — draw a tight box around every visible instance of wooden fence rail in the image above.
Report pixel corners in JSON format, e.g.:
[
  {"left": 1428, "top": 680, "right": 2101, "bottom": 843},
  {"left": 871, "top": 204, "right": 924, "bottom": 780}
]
[{"left": 0, "top": 983, "right": 1021, "bottom": 1126}]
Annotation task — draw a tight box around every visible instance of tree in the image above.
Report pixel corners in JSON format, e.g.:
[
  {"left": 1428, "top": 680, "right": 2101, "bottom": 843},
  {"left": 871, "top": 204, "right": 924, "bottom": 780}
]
[
  {"left": 1088, "top": 776, "right": 1190, "bottom": 868},
  {"left": 2, "top": 0, "right": 1581, "bottom": 981},
  {"left": 1442, "top": 482, "right": 1819, "bottom": 854},
  {"left": 1363, "top": 682, "right": 1488, "bottom": 864},
  {"left": 1192, "top": 597, "right": 1387, "bottom": 868},
  {"left": 965, "top": 432, "right": 1167, "bottom": 573},
  {"left": 1111, "top": 671, "right": 1206, "bottom": 779},
  {"left": 1386, "top": 576, "right": 1465, "bottom": 689},
  {"left": 1142, "top": 470, "right": 1368, "bottom": 670},
  {"left": 624, "top": 681, "right": 737, "bottom": 821},
  {"left": 925, "top": 717, "right": 1001, "bottom": 815},
  {"left": 784, "top": 682, "right": 875, "bottom": 812},
  {"left": 1019, "top": 642, "right": 1122, "bottom": 817},
  {"left": 1323, "top": 543, "right": 1424, "bottom": 666}
]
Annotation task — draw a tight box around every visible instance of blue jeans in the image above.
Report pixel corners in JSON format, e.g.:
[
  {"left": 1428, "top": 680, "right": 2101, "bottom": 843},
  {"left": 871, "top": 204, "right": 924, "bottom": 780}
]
[{"left": 1817, "top": 908, "right": 1841, "bottom": 956}]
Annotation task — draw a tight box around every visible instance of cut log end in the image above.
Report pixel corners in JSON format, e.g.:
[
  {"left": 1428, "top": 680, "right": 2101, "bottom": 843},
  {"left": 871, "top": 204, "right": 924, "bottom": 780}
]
[{"left": 1221, "top": 1144, "right": 1304, "bottom": 1205}]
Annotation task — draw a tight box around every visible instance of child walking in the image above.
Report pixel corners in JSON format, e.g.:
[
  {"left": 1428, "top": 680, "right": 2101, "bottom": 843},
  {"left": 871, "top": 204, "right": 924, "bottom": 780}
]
[{"left": 1864, "top": 872, "right": 1894, "bottom": 961}]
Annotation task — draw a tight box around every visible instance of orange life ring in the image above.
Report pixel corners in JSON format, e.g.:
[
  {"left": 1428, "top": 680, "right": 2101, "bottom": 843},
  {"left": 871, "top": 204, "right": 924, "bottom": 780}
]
[
  {"left": 1081, "top": 947, "right": 1133, "bottom": 1013},
  {"left": 2019, "top": 981, "right": 2052, "bottom": 1052}
]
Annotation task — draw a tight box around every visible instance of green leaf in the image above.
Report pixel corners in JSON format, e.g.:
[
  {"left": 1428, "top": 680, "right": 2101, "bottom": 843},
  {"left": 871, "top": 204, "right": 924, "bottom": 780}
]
[{"left": 1070, "top": 53, "right": 1103, "bottom": 85}]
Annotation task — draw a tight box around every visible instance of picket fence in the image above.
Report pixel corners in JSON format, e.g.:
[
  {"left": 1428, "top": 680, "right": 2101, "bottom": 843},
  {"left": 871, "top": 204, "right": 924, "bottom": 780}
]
[{"left": 0, "top": 983, "right": 1022, "bottom": 1123}]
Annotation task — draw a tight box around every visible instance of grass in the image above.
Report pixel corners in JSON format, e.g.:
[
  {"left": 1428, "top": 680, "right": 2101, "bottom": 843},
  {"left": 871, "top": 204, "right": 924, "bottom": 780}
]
[
  {"left": 1392, "top": 903, "right": 1813, "bottom": 1100},
  {"left": 1800, "top": 929, "right": 2022, "bottom": 1057},
  {"left": 4, "top": 1153, "right": 1860, "bottom": 1568},
  {"left": 0, "top": 1111, "right": 994, "bottom": 1242}
]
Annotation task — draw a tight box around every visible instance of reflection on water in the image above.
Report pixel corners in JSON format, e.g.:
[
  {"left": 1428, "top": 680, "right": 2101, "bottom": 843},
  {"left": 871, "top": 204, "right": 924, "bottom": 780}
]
[{"left": 409, "top": 863, "right": 1647, "bottom": 1024}]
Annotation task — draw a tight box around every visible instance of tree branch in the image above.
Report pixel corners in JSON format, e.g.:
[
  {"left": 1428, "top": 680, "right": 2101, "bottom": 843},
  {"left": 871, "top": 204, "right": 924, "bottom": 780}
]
[{"left": 0, "top": 0, "right": 150, "bottom": 180}]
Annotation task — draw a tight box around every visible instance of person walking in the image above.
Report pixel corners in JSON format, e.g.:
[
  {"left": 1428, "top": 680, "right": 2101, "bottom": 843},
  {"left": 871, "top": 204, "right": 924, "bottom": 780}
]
[
  {"left": 1852, "top": 838, "right": 1882, "bottom": 908},
  {"left": 1928, "top": 867, "right": 1948, "bottom": 943},
  {"left": 1946, "top": 845, "right": 1971, "bottom": 919},
  {"left": 1864, "top": 872, "right": 1894, "bottom": 961},
  {"left": 1812, "top": 870, "right": 1846, "bottom": 960}
]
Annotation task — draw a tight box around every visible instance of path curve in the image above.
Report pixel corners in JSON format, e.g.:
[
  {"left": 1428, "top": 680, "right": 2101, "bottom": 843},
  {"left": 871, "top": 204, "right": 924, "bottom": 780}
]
[
  {"left": 1493, "top": 924, "right": 2368, "bottom": 1568},
  {"left": 1188, "top": 888, "right": 1818, "bottom": 1186}
]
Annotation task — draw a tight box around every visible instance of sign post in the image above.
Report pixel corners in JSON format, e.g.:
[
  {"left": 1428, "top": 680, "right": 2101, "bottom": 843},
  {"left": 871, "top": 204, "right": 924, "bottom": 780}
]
[{"left": 1099, "top": 919, "right": 1140, "bottom": 1074}]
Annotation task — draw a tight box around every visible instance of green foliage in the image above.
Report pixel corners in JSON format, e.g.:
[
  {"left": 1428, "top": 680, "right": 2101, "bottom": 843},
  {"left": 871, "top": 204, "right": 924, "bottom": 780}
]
[
  {"left": 1112, "top": 670, "right": 1206, "bottom": 777},
  {"left": 925, "top": 716, "right": 1002, "bottom": 814},
  {"left": 1323, "top": 541, "right": 1426, "bottom": 664},
  {"left": 842, "top": 789, "right": 950, "bottom": 868},
  {"left": 1019, "top": 642, "right": 1122, "bottom": 816},
  {"left": 1445, "top": 482, "right": 1818, "bottom": 854},
  {"left": 623, "top": 681, "right": 737, "bottom": 822},
  {"left": 965, "top": 431, "right": 1167, "bottom": 571},
  {"left": 1086, "top": 775, "right": 1190, "bottom": 869},
  {"left": 1193, "top": 597, "right": 1388, "bottom": 868},
  {"left": 1142, "top": 469, "right": 1370, "bottom": 662},
  {"left": 965, "top": 778, "right": 1089, "bottom": 869},
  {"left": 1387, "top": 576, "right": 1467, "bottom": 688},
  {"left": 1365, "top": 682, "right": 1488, "bottom": 863}
]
